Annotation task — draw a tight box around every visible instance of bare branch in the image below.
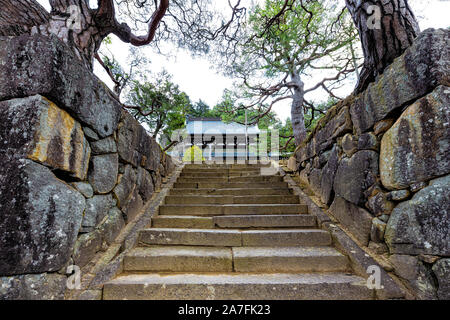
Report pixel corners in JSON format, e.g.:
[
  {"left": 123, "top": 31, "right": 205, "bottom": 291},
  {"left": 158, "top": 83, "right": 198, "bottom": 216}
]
[{"left": 130, "top": 0, "right": 169, "bottom": 46}]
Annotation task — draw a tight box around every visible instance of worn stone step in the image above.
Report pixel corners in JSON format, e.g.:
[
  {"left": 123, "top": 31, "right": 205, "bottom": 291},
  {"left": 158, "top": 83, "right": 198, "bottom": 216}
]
[
  {"left": 139, "top": 228, "right": 242, "bottom": 246},
  {"left": 182, "top": 166, "right": 269, "bottom": 173},
  {"left": 124, "top": 246, "right": 233, "bottom": 272},
  {"left": 213, "top": 214, "right": 316, "bottom": 228},
  {"left": 151, "top": 214, "right": 316, "bottom": 229},
  {"left": 184, "top": 163, "right": 271, "bottom": 169},
  {"left": 173, "top": 182, "right": 288, "bottom": 189},
  {"left": 151, "top": 216, "right": 215, "bottom": 229},
  {"left": 177, "top": 177, "right": 229, "bottom": 183},
  {"left": 176, "top": 176, "right": 283, "bottom": 183},
  {"left": 181, "top": 169, "right": 262, "bottom": 175},
  {"left": 164, "top": 195, "right": 300, "bottom": 205},
  {"left": 159, "top": 204, "right": 307, "bottom": 216},
  {"left": 242, "top": 229, "right": 331, "bottom": 246},
  {"left": 232, "top": 247, "right": 349, "bottom": 272},
  {"left": 103, "top": 273, "right": 373, "bottom": 300},
  {"left": 169, "top": 188, "right": 292, "bottom": 196},
  {"left": 228, "top": 176, "right": 282, "bottom": 183},
  {"left": 180, "top": 171, "right": 260, "bottom": 177},
  {"left": 139, "top": 228, "right": 330, "bottom": 247}
]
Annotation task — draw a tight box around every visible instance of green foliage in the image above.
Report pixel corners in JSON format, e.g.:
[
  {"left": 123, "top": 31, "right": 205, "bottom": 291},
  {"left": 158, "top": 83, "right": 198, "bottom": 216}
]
[
  {"left": 103, "top": 55, "right": 130, "bottom": 87},
  {"left": 212, "top": 90, "right": 279, "bottom": 129},
  {"left": 183, "top": 145, "right": 205, "bottom": 163},
  {"left": 274, "top": 118, "right": 296, "bottom": 153},
  {"left": 187, "top": 100, "right": 212, "bottom": 117},
  {"left": 245, "top": 0, "right": 355, "bottom": 75},
  {"left": 102, "top": 36, "right": 113, "bottom": 46},
  {"left": 127, "top": 70, "right": 192, "bottom": 140},
  {"left": 226, "top": 0, "right": 360, "bottom": 146},
  {"left": 304, "top": 97, "right": 337, "bottom": 132}
]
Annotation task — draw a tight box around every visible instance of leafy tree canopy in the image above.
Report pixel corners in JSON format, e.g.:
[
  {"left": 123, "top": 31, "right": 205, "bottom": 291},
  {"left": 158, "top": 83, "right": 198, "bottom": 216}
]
[{"left": 127, "top": 70, "right": 191, "bottom": 141}]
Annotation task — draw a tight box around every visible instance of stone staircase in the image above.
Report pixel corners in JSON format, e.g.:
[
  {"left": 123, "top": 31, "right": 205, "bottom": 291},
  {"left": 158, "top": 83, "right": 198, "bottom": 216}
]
[{"left": 103, "top": 163, "right": 374, "bottom": 300}]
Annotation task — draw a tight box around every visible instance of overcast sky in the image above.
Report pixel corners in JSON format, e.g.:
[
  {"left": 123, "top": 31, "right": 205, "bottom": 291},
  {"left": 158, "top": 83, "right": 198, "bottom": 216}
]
[{"left": 37, "top": 0, "right": 450, "bottom": 122}]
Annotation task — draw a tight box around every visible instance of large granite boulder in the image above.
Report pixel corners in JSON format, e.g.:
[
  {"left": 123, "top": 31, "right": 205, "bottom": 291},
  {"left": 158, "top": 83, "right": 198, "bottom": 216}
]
[
  {"left": 385, "top": 175, "right": 449, "bottom": 256},
  {"left": 88, "top": 154, "right": 118, "bottom": 194},
  {"left": 81, "top": 194, "right": 116, "bottom": 232},
  {"left": 136, "top": 166, "right": 154, "bottom": 202},
  {"left": 117, "top": 111, "right": 161, "bottom": 171},
  {"left": 0, "top": 95, "right": 90, "bottom": 180},
  {"left": 98, "top": 207, "right": 125, "bottom": 246},
  {"left": 350, "top": 28, "right": 450, "bottom": 134},
  {"left": 432, "top": 259, "right": 450, "bottom": 300},
  {"left": 121, "top": 189, "right": 144, "bottom": 223},
  {"left": 319, "top": 145, "right": 339, "bottom": 205},
  {"left": 308, "top": 169, "right": 322, "bottom": 196},
  {"left": 389, "top": 254, "right": 438, "bottom": 300},
  {"left": 329, "top": 196, "right": 373, "bottom": 246},
  {"left": 0, "top": 34, "right": 121, "bottom": 137},
  {"left": 295, "top": 105, "right": 352, "bottom": 163},
  {"left": 312, "top": 106, "right": 353, "bottom": 154},
  {"left": 113, "top": 164, "right": 137, "bottom": 208},
  {"left": 71, "top": 182, "right": 94, "bottom": 198},
  {"left": 333, "top": 150, "right": 379, "bottom": 206},
  {"left": 73, "top": 230, "right": 102, "bottom": 268},
  {"left": 90, "top": 137, "right": 117, "bottom": 155},
  {"left": 380, "top": 86, "right": 450, "bottom": 190},
  {"left": 0, "top": 273, "right": 66, "bottom": 300},
  {"left": 0, "top": 160, "right": 85, "bottom": 275}
]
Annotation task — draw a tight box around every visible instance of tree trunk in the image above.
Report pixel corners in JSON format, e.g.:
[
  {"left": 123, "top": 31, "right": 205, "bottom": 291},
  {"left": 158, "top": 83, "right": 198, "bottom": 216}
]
[
  {"left": 0, "top": 0, "right": 106, "bottom": 69},
  {"left": 0, "top": 0, "right": 49, "bottom": 36},
  {"left": 345, "top": 0, "right": 420, "bottom": 93},
  {"left": 0, "top": 0, "right": 168, "bottom": 70},
  {"left": 290, "top": 72, "right": 307, "bottom": 146},
  {"left": 152, "top": 114, "right": 165, "bottom": 139}
]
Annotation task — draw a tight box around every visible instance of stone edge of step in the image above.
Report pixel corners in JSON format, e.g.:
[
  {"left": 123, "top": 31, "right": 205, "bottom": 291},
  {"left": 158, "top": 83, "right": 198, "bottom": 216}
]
[
  {"left": 65, "top": 163, "right": 186, "bottom": 300},
  {"left": 102, "top": 272, "right": 374, "bottom": 300}
]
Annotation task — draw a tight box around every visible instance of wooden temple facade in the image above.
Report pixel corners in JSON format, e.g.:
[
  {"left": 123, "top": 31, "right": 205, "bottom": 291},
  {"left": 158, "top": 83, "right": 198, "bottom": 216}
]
[{"left": 184, "top": 116, "right": 261, "bottom": 161}]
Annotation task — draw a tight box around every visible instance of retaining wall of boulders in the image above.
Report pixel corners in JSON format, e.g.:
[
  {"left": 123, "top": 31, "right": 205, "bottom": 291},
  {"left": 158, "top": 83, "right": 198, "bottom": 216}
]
[
  {"left": 291, "top": 28, "right": 449, "bottom": 300},
  {"left": 0, "top": 34, "right": 175, "bottom": 299}
]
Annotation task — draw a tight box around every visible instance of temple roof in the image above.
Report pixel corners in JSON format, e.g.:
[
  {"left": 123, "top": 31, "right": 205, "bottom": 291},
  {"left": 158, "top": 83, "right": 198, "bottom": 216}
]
[{"left": 186, "top": 117, "right": 260, "bottom": 135}]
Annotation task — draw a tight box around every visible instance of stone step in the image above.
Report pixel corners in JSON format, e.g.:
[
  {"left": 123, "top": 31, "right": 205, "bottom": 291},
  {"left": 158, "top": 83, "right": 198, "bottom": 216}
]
[
  {"left": 124, "top": 246, "right": 233, "bottom": 272},
  {"left": 182, "top": 167, "right": 270, "bottom": 174},
  {"left": 151, "top": 216, "right": 215, "bottom": 229},
  {"left": 139, "top": 228, "right": 331, "bottom": 247},
  {"left": 173, "top": 182, "right": 288, "bottom": 189},
  {"left": 169, "top": 188, "right": 293, "bottom": 196},
  {"left": 184, "top": 163, "right": 272, "bottom": 169},
  {"left": 123, "top": 246, "right": 349, "bottom": 273},
  {"left": 232, "top": 247, "right": 350, "bottom": 272},
  {"left": 159, "top": 204, "right": 308, "bottom": 216},
  {"left": 182, "top": 169, "right": 262, "bottom": 174},
  {"left": 164, "top": 195, "right": 300, "bottom": 205},
  {"left": 176, "top": 176, "right": 283, "bottom": 184},
  {"left": 151, "top": 214, "right": 317, "bottom": 229},
  {"left": 213, "top": 214, "right": 317, "bottom": 228},
  {"left": 242, "top": 229, "right": 331, "bottom": 246},
  {"left": 103, "top": 273, "right": 373, "bottom": 300},
  {"left": 180, "top": 171, "right": 260, "bottom": 177}
]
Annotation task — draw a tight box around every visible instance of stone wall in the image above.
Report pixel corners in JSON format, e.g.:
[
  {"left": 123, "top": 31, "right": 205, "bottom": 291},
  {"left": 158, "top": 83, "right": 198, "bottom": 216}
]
[
  {"left": 0, "top": 34, "right": 175, "bottom": 299},
  {"left": 292, "top": 29, "right": 449, "bottom": 300}
]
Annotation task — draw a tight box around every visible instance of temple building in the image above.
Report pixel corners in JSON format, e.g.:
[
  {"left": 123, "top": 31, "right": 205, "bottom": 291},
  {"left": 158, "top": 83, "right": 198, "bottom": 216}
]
[{"left": 183, "top": 116, "right": 261, "bottom": 161}]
